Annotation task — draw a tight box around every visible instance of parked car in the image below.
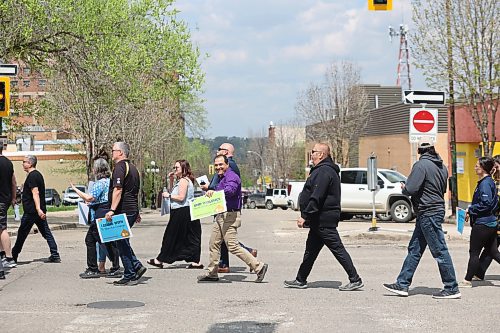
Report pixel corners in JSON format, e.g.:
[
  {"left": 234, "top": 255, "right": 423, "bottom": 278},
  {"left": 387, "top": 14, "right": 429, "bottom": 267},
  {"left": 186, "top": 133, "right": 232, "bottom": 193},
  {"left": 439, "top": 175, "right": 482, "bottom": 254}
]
[
  {"left": 265, "top": 188, "right": 290, "bottom": 210},
  {"left": 45, "top": 188, "right": 61, "bottom": 207},
  {"left": 62, "top": 185, "right": 87, "bottom": 205},
  {"left": 340, "top": 168, "right": 414, "bottom": 223},
  {"left": 246, "top": 192, "right": 266, "bottom": 209}
]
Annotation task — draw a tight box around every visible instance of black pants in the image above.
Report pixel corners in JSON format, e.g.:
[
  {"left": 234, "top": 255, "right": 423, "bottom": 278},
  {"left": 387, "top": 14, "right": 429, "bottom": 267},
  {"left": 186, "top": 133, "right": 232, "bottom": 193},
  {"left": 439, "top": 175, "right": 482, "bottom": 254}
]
[
  {"left": 465, "top": 224, "right": 500, "bottom": 281},
  {"left": 297, "top": 226, "right": 360, "bottom": 283},
  {"left": 12, "top": 213, "right": 59, "bottom": 260},
  {"left": 475, "top": 234, "right": 500, "bottom": 279},
  {"left": 85, "top": 223, "right": 120, "bottom": 272}
]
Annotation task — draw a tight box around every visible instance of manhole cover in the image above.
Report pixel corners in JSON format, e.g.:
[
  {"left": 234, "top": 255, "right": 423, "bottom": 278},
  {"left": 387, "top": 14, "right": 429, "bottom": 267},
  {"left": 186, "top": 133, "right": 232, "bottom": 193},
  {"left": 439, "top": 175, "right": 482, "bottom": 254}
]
[{"left": 87, "top": 301, "right": 145, "bottom": 309}]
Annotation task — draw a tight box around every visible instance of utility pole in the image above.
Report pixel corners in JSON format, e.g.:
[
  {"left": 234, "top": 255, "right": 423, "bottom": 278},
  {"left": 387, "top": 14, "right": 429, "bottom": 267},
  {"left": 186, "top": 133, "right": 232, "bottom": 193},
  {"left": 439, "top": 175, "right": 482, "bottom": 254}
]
[{"left": 446, "top": 0, "right": 458, "bottom": 214}]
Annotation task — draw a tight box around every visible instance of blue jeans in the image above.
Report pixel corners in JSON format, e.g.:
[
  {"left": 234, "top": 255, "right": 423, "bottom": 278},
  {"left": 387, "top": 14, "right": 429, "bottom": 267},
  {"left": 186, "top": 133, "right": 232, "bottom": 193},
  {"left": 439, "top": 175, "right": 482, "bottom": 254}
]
[
  {"left": 115, "top": 213, "right": 143, "bottom": 280},
  {"left": 97, "top": 243, "right": 108, "bottom": 262},
  {"left": 396, "top": 212, "right": 458, "bottom": 292}
]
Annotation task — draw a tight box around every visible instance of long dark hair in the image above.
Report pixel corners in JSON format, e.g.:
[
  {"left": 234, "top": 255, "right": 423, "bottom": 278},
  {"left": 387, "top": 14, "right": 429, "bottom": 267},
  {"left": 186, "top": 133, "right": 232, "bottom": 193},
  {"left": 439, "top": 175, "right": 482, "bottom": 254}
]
[
  {"left": 176, "top": 159, "right": 195, "bottom": 183},
  {"left": 478, "top": 156, "right": 495, "bottom": 175}
]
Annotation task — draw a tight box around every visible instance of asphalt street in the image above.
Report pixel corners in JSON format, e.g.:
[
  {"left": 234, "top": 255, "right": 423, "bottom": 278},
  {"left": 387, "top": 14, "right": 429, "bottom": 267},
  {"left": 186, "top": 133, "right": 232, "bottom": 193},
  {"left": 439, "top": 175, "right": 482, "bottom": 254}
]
[{"left": 0, "top": 209, "right": 498, "bottom": 332}]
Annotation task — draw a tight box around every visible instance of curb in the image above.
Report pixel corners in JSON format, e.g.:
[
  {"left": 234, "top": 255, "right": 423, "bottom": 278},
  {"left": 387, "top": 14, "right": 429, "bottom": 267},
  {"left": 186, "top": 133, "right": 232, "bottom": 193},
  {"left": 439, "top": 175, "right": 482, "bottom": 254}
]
[{"left": 7, "top": 223, "right": 80, "bottom": 237}]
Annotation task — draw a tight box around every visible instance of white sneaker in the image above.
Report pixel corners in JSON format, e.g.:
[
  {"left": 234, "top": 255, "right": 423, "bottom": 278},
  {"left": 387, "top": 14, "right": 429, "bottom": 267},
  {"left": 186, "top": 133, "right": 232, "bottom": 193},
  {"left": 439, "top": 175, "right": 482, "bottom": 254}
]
[{"left": 3, "top": 259, "right": 17, "bottom": 268}]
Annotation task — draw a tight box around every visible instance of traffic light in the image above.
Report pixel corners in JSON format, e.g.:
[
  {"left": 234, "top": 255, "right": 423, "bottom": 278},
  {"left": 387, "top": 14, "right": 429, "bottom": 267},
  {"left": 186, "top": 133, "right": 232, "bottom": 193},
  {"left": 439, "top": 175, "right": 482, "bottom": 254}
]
[
  {"left": 0, "top": 77, "right": 10, "bottom": 117},
  {"left": 368, "top": 0, "right": 392, "bottom": 11}
]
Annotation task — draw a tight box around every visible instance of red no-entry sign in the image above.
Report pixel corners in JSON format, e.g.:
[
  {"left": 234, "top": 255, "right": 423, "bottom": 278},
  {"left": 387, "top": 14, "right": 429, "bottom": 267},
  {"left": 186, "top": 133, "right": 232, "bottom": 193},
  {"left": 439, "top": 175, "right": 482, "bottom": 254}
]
[
  {"left": 412, "top": 110, "right": 435, "bottom": 132},
  {"left": 409, "top": 108, "right": 438, "bottom": 143}
]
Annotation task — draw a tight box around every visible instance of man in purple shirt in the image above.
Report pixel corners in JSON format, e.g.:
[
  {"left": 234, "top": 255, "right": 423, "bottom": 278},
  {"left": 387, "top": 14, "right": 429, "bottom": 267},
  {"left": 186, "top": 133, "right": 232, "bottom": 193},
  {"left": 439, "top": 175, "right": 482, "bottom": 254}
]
[{"left": 198, "top": 155, "right": 268, "bottom": 283}]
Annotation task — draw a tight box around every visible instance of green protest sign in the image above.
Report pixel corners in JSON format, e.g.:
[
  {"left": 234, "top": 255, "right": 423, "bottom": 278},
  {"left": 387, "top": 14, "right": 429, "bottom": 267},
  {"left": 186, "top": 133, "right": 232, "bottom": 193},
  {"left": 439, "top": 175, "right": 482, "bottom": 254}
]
[{"left": 189, "top": 191, "right": 227, "bottom": 220}]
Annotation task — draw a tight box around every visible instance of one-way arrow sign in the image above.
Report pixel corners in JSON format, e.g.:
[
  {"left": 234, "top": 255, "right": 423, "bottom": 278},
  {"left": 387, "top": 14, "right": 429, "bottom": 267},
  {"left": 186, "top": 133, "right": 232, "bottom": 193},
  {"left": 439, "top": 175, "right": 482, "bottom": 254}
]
[
  {"left": 0, "top": 64, "right": 18, "bottom": 76},
  {"left": 403, "top": 90, "right": 446, "bottom": 105}
]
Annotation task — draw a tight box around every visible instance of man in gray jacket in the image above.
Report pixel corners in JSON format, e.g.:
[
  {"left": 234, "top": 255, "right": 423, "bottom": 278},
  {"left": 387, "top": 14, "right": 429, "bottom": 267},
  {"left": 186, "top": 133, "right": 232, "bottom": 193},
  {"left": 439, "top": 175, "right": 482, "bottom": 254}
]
[{"left": 383, "top": 142, "right": 461, "bottom": 299}]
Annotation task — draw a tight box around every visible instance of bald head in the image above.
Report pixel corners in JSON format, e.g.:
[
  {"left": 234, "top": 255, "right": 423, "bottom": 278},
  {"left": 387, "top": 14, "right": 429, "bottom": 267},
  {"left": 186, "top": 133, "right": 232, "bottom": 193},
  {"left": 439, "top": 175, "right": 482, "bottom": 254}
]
[
  {"left": 311, "top": 143, "right": 331, "bottom": 166},
  {"left": 218, "top": 142, "right": 235, "bottom": 157}
]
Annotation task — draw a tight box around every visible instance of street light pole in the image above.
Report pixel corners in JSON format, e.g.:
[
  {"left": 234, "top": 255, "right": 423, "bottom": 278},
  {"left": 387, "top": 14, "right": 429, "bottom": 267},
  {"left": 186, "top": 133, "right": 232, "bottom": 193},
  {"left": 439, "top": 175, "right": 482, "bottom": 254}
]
[
  {"left": 247, "top": 150, "right": 265, "bottom": 190},
  {"left": 146, "top": 160, "right": 159, "bottom": 210}
]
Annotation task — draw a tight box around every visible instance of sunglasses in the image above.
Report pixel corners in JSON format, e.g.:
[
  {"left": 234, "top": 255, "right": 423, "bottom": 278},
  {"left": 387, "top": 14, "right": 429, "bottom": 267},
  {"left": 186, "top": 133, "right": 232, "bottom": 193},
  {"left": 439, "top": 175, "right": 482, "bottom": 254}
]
[{"left": 217, "top": 148, "right": 228, "bottom": 151}]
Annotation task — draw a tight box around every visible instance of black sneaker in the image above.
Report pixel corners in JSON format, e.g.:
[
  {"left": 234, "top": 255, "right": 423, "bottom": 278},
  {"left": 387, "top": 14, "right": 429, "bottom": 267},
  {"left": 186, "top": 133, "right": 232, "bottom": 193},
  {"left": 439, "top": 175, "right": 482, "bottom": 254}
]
[
  {"left": 255, "top": 263, "right": 268, "bottom": 283},
  {"left": 79, "top": 269, "right": 101, "bottom": 279},
  {"left": 284, "top": 279, "right": 308, "bottom": 289},
  {"left": 106, "top": 268, "right": 123, "bottom": 278},
  {"left": 0, "top": 271, "right": 5, "bottom": 280},
  {"left": 113, "top": 278, "right": 138, "bottom": 286},
  {"left": 383, "top": 283, "right": 409, "bottom": 297},
  {"left": 339, "top": 280, "right": 364, "bottom": 291},
  {"left": 132, "top": 266, "right": 147, "bottom": 281},
  {"left": 197, "top": 274, "right": 219, "bottom": 282},
  {"left": 432, "top": 289, "right": 461, "bottom": 299},
  {"left": 44, "top": 255, "right": 61, "bottom": 263}
]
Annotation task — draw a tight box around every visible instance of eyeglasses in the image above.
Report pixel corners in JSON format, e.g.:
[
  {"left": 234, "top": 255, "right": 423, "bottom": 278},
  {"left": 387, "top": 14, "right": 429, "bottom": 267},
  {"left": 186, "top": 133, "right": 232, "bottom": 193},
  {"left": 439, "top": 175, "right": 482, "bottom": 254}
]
[
  {"left": 111, "top": 149, "right": 121, "bottom": 153},
  {"left": 311, "top": 150, "right": 320, "bottom": 154},
  {"left": 217, "top": 147, "right": 228, "bottom": 151},
  {"left": 172, "top": 166, "right": 180, "bottom": 170}
]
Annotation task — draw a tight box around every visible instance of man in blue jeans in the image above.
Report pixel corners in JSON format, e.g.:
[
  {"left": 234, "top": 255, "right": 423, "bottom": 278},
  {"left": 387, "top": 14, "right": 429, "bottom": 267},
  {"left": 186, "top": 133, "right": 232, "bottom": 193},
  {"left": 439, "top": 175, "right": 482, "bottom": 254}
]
[
  {"left": 105, "top": 142, "right": 147, "bottom": 286},
  {"left": 383, "top": 142, "right": 461, "bottom": 299}
]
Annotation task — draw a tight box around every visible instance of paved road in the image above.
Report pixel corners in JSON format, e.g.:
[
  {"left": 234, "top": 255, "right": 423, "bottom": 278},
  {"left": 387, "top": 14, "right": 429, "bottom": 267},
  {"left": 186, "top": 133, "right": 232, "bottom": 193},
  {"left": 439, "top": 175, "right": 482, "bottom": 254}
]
[{"left": 0, "top": 209, "right": 498, "bottom": 332}]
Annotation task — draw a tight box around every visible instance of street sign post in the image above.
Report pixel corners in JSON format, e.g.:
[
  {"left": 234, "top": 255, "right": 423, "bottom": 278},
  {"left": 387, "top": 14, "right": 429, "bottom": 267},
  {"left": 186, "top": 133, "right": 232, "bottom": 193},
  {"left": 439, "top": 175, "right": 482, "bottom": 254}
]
[
  {"left": 409, "top": 108, "right": 438, "bottom": 143},
  {"left": 0, "top": 64, "right": 18, "bottom": 76},
  {"left": 403, "top": 90, "right": 445, "bottom": 105}
]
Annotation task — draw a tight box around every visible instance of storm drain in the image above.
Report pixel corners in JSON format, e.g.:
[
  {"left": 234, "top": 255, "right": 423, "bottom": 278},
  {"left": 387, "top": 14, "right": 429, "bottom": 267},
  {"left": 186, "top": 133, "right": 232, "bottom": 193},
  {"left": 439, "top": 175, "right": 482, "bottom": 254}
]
[{"left": 87, "top": 300, "right": 145, "bottom": 309}]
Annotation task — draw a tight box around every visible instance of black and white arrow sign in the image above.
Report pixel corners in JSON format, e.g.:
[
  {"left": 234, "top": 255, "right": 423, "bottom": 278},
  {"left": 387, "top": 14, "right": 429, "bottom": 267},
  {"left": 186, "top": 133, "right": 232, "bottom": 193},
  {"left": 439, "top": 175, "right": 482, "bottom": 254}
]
[
  {"left": 0, "top": 64, "right": 18, "bottom": 76},
  {"left": 403, "top": 90, "right": 445, "bottom": 105}
]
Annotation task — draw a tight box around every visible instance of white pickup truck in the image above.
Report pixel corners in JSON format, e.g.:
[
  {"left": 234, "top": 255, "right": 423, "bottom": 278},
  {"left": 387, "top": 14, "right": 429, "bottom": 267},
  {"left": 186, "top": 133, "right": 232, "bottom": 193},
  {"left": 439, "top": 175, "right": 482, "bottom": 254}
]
[{"left": 286, "top": 168, "right": 414, "bottom": 223}]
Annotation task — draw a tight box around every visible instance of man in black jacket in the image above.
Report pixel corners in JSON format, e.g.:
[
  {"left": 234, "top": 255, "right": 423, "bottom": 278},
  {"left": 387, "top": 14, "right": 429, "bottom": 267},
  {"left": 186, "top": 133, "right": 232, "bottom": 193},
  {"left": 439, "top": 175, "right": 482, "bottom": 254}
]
[{"left": 284, "top": 143, "right": 363, "bottom": 291}]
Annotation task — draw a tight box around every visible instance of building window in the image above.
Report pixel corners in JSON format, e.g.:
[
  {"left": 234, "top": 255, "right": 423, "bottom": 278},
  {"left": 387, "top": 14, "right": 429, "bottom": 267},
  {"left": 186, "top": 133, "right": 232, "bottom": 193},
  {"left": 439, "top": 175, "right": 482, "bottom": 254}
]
[
  {"left": 23, "top": 95, "right": 31, "bottom": 100},
  {"left": 38, "top": 79, "right": 47, "bottom": 87},
  {"left": 11, "top": 80, "right": 18, "bottom": 87},
  {"left": 24, "top": 67, "right": 31, "bottom": 75},
  {"left": 23, "top": 80, "right": 30, "bottom": 87}
]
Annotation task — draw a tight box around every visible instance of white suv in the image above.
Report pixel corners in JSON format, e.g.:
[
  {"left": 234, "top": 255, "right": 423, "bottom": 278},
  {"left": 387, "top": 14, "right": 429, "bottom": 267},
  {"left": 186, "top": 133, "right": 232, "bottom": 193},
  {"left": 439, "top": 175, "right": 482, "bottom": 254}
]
[
  {"left": 265, "top": 188, "right": 290, "bottom": 210},
  {"left": 340, "top": 168, "right": 413, "bottom": 223}
]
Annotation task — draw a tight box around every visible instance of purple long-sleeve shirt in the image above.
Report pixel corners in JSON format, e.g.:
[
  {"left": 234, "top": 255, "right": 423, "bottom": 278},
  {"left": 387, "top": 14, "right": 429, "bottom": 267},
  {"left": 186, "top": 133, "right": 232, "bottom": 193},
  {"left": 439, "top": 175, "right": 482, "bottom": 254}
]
[{"left": 215, "top": 168, "right": 242, "bottom": 210}]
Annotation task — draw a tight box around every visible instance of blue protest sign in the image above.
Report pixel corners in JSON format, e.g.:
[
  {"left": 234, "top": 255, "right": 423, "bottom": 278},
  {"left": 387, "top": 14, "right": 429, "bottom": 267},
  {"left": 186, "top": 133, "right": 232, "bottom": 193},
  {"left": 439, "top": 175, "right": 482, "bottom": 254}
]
[
  {"left": 456, "top": 208, "right": 466, "bottom": 234},
  {"left": 96, "top": 213, "right": 133, "bottom": 243}
]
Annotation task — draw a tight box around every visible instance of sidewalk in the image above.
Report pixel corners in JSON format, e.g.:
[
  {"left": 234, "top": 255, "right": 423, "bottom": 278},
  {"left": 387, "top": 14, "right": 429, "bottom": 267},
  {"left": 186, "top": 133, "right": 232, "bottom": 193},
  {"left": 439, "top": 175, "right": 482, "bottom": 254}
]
[{"left": 5, "top": 207, "right": 160, "bottom": 236}]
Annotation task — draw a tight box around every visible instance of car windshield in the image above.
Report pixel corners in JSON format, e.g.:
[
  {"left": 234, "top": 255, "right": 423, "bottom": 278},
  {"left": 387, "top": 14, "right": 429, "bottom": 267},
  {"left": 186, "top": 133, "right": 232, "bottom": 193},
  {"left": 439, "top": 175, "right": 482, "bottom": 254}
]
[{"left": 380, "top": 170, "right": 407, "bottom": 183}]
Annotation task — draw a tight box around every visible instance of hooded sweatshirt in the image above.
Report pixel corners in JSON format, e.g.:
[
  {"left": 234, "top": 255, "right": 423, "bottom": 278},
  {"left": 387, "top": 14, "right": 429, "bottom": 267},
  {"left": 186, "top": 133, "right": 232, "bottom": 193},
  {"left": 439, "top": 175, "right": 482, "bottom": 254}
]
[
  {"left": 402, "top": 152, "right": 448, "bottom": 216},
  {"left": 299, "top": 156, "right": 341, "bottom": 228}
]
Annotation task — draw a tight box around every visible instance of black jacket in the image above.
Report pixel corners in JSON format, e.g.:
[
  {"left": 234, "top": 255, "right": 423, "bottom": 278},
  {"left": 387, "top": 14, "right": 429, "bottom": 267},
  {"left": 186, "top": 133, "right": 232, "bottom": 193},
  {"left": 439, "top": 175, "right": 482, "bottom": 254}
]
[{"left": 299, "top": 156, "right": 341, "bottom": 228}]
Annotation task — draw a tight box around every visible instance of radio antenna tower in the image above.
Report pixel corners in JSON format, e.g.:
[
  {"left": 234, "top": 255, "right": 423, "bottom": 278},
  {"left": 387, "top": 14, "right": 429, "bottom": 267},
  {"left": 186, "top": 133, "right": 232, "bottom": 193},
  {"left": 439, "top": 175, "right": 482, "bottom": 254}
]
[{"left": 389, "top": 24, "right": 412, "bottom": 91}]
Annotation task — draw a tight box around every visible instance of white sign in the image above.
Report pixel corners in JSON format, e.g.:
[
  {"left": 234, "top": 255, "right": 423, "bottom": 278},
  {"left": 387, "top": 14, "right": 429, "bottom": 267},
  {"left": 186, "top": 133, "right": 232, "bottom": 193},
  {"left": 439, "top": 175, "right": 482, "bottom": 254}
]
[
  {"left": 409, "top": 108, "right": 438, "bottom": 143},
  {"left": 457, "top": 158, "right": 464, "bottom": 174},
  {"left": 403, "top": 90, "right": 446, "bottom": 105},
  {"left": 0, "top": 64, "right": 18, "bottom": 76}
]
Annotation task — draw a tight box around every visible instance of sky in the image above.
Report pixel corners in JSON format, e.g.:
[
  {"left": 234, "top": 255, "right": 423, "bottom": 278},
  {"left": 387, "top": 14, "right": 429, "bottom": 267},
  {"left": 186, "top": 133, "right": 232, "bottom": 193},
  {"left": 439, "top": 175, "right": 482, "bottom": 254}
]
[{"left": 175, "top": 0, "right": 426, "bottom": 138}]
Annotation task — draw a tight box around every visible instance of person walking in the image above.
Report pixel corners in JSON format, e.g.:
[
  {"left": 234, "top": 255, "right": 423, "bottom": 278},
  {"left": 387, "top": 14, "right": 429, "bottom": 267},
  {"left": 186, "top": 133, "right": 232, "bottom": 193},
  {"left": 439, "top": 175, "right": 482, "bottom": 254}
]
[
  {"left": 12, "top": 155, "right": 61, "bottom": 263},
  {"left": 383, "top": 142, "right": 461, "bottom": 299},
  {"left": 147, "top": 159, "right": 203, "bottom": 269},
  {"left": 0, "top": 142, "right": 17, "bottom": 269},
  {"left": 197, "top": 155, "right": 268, "bottom": 283},
  {"left": 201, "top": 142, "right": 257, "bottom": 273},
  {"left": 284, "top": 143, "right": 363, "bottom": 291},
  {"left": 70, "top": 158, "right": 122, "bottom": 279},
  {"left": 474, "top": 155, "right": 500, "bottom": 280},
  {"left": 459, "top": 156, "right": 500, "bottom": 288},
  {"left": 105, "top": 142, "right": 147, "bottom": 286}
]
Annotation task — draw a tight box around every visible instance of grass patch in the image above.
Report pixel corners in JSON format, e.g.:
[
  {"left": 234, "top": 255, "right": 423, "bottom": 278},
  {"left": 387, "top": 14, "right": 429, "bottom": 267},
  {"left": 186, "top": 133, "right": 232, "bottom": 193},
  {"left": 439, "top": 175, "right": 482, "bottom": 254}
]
[{"left": 7, "top": 205, "right": 77, "bottom": 216}]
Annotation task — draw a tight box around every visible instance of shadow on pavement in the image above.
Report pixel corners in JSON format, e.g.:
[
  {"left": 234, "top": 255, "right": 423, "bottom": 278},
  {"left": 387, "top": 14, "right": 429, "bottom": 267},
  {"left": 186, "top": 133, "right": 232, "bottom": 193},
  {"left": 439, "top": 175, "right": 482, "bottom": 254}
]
[
  {"left": 207, "top": 321, "right": 278, "bottom": 333},
  {"left": 409, "top": 286, "right": 441, "bottom": 296},
  {"left": 484, "top": 274, "right": 500, "bottom": 281},
  {"left": 307, "top": 280, "right": 342, "bottom": 289},
  {"left": 221, "top": 274, "right": 248, "bottom": 282}
]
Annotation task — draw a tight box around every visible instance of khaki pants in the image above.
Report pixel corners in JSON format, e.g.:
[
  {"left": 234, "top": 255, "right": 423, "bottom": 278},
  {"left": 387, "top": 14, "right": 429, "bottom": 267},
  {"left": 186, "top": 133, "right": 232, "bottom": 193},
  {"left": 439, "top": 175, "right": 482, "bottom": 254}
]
[{"left": 206, "top": 211, "right": 262, "bottom": 277}]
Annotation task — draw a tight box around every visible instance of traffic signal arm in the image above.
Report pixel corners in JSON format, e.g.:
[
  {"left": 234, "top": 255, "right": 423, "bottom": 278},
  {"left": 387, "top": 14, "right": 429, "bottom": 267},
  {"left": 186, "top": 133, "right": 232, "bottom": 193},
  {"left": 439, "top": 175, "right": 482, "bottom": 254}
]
[{"left": 368, "top": 0, "right": 392, "bottom": 11}]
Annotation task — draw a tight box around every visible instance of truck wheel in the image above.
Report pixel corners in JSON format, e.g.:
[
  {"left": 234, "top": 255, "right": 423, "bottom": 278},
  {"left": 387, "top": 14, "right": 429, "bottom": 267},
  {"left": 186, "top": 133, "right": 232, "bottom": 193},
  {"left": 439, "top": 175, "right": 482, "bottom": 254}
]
[
  {"left": 390, "top": 200, "right": 412, "bottom": 223},
  {"left": 265, "top": 200, "right": 274, "bottom": 210},
  {"left": 249, "top": 201, "right": 256, "bottom": 209}
]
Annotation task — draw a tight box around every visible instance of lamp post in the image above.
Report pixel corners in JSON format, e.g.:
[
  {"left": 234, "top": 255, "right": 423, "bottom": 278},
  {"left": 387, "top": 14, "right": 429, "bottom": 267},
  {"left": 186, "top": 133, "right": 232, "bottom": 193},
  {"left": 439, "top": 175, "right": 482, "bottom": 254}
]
[
  {"left": 146, "top": 160, "right": 160, "bottom": 210},
  {"left": 247, "top": 150, "right": 265, "bottom": 190}
]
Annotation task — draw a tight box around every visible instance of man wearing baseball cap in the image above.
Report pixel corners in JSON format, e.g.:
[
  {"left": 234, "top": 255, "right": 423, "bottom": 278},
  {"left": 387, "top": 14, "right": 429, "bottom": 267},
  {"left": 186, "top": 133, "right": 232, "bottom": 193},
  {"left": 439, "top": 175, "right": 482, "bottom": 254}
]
[{"left": 383, "top": 140, "right": 461, "bottom": 299}]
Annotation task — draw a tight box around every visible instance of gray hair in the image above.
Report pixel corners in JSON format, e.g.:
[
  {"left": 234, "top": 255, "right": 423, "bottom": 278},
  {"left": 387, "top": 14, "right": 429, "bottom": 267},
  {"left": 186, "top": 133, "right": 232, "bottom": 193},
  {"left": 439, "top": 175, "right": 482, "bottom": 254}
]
[
  {"left": 25, "top": 155, "right": 37, "bottom": 167},
  {"left": 93, "top": 158, "right": 111, "bottom": 180},
  {"left": 115, "top": 142, "right": 130, "bottom": 158}
]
